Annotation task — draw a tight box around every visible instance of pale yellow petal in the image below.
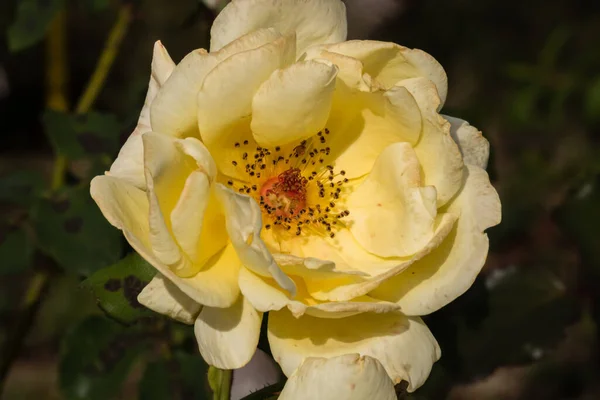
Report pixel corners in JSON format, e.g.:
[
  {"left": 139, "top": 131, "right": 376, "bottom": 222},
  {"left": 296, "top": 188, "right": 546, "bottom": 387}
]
[
  {"left": 326, "top": 86, "right": 422, "bottom": 179},
  {"left": 198, "top": 36, "right": 296, "bottom": 179},
  {"left": 137, "top": 273, "right": 201, "bottom": 324},
  {"left": 279, "top": 354, "right": 396, "bottom": 400},
  {"left": 317, "top": 40, "right": 448, "bottom": 106},
  {"left": 444, "top": 115, "right": 489, "bottom": 169},
  {"left": 347, "top": 142, "right": 438, "bottom": 257},
  {"left": 251, "top": 60, "right": 338, "bottom": 147},
  {"left": 210, "top": 0, "right": 347, "bottom": 57},
  {"left": 90, "top": 176, "right": 240, "bottom": 308},
  {"left": 108, "top": 41, "right": 175, "bottom": 189},
  {"left": 370, "top": 165, "right": 502, "bottom": 315},
  {"left": 194, "top": 296, "right": 262, "bottom": 369},
  {"left": 268, "top": 310, "right": 440, "bottom": 392},
  {"left": 215, "top": 184, "right": 296, "bottom": 295},
  {"left": 401, "top": 77, "right": 464, "bottom": 206}
]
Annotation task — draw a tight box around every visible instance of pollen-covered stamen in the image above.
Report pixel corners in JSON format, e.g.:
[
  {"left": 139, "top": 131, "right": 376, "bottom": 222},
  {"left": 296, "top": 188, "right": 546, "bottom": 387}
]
[
  {"left": 260, "top": 168, "right": 307, "bottom": 217},
  {"left": 225, "top": 128, "right": 350, "bottom": 238}
]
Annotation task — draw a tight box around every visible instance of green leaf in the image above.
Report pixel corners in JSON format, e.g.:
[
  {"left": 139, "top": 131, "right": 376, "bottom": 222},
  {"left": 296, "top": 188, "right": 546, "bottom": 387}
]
[
  {"left": 0, "top": 170, "right": 45, "bottom": 206},
  {"left": 83, "top": 252, "right": 156, "bottom": 324},
  {"left": 139, "top": 352, "right": 211, "bottom": 400},
  {"left": 0, "top": 225, "right": 34, "bottom": 275},
  {"left": 42, "top": 110, "right": 122, "bottom": 159},
  {"left": 32, "top": 185, "right": 124, "bottom": 275},
  {"left": 59, "top": 315, "right": 147, "bottom": 400},
  {"left": 80, "top": 0, "right": 110, "bottom": 12},
  {"left": 7, "top": 0, "right": 64, "bottom": 52},
  {"left": 585, "top": 76, "right": 600, "bottom": 123}
]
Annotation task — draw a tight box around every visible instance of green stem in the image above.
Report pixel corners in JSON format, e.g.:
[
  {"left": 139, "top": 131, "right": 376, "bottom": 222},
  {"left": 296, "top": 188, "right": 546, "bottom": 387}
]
[{"left": 209, "top": 366, "right": 232, "bottom": 400}]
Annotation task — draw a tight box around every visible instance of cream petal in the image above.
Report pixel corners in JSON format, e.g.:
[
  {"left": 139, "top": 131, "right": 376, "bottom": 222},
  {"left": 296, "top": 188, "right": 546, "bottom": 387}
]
[
  {"left": 302, "top": 213, "right": 457, "bottom": 301},
  {"left": 444, "top": 115, "right": 489, "bottom": 169},
  {"left": 251, "top": 60, "right": 338, "bottom": 147},
  {"left": 347, "top": 142, "right": 438, "bottom": 258},
  {"left": 325, "top": 85, "right": 422, "bottom": 179},
  {"left": 400, "top": 77, "right": 464, "bottom": 206},
  {"left": 278, "top": 354, "right": 397, "bottom": 400},
  {"left": 108, "top": 41, "right": 176, "bottom": 189},
  {"left": 370, "top": 165, "right": 502, "bottom": 315},
  {"left": 194, "top": 296, "right": 262, "bottom": 369},
  {"left": 91, "top": 176, "right": 241, "bottom": 308},
  {"left": 215, "top": 184, "right": 296, "bottom": 295},
  {"left": 198, "top": 36, "right": 296, "bottom": 179},
  {"left": 210, "top": 0, "right": 347, "bottom": 58},
  {"left": 268, "top": 309, "right": 440, "bottom": 392},
  {"left": 317, "top": 40, "right": 448, "bottom": 106},
  {"left": 303, "top": 48, "right": 372, "bottom": 91},
  {"left": 239, "top": 266, "right": 401, "bottom": 319},
  {"left": 137, "top": 273, "right": 201, "bottom": 324}
]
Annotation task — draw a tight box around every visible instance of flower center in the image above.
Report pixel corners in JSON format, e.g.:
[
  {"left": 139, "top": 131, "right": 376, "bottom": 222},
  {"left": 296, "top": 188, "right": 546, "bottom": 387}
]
[{"left": 225, "top": 129, "right": 350, "bottom": 238}]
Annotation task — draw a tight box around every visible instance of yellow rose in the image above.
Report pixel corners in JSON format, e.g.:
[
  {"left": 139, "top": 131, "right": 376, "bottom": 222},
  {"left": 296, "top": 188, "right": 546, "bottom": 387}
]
[{"left": 91, "top": 0, "right": 501, "bottom": 393}]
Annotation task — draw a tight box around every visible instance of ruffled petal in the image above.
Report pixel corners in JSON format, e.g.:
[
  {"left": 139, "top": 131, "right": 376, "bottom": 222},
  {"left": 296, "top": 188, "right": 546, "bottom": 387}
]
[
  {"left": 251, "top": 60, "right": 338, "bottom": 147},
  {"left": 194, "top": 296, "right": 262, "bottom": 369},
  {"left": 278, "top": 354, "right": 397, "bottom": 400},
  {"left": 400, "top": 77, "right": 464, "bottom": 206},
  {"left": 210, "top": 0, "right": 347, "bottom": 58},
  {"left": 215, "top": 184, "right": 296, "bottom": 295},
  {"left": 370, "top": 165, "right": 502, "bottom": 315},
  {"left": 268, "top": 309, "right": 440, "bottom": 392},
  {"left": 444, "top": 115, "right": 489, "bottom": 169},
  {"left": 90, "top": 176, "right": 241, "bottom": 308},
  {"left": 347, "top": 142, "right": 438, "bottom": 258},
  {"left": 109, "top": 41, "right": 175, "bottom": 189},
  {"left": 316, "top": 40, "right": 447, "bottom": 106},
  {"left": 137, "top": 273, "right": 201, "bottom": 324}
]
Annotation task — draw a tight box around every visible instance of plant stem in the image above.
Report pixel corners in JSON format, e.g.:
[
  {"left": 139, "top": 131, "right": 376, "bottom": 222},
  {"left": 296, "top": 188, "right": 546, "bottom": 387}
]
[
  {"left": 209, "top": 366, "right": 233, "bottom": 400},
  {"left": 76, "top": 5, "right": 132, "bottom": 114}
]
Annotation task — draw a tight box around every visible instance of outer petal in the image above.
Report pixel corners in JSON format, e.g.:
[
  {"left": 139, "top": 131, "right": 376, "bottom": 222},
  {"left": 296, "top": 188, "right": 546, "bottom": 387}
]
[
  {"left": 238, "top": 266, "right": 401, "bottom": 318},
  {"left": 278, "top": 354, "right": 397, "bottom": 400},
  {"left": 194, "top": 296, "right": 262, "bottom": 369},
  {"left": 210, "top": 0, "right": 347, "bottom": 57},
  {"left": 401, "top": 77, "right": 464, "bottom": 206},
  {"left": 137, "top": 273, "right": 201, "bottom": 324},
  {"left": 318, "top": 40, "right": 448, "bottom": 106},
  {"left": 90, "top": 176, "right": 241, "bottom": 308},
  {"left": 268, "top": 309, "right": 441, "bottom": 392},
  {"left": 444, "top": 115, "right": 489, "bottom": 169},
  {"left": 370, "top": 165, "right": 502, "bottom": 315},
  {"left": 215, "top": 184, "right": 296, "bottom": 295},
  {"left": 347, "top": 142, "right": 438, "bottom": 258},
  {"left": 109, "top": 41, "right": 175, "bottom": 189},
  {"left": 251, "top": 60, "right": 338, "bottom": 147},
  {"left": 198, "top": 35, "right": 296, "bottom": 179}
]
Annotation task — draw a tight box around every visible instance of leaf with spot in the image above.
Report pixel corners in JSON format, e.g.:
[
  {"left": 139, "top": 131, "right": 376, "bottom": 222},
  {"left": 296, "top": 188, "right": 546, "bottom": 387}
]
[
  {"left": 83, "top": 252, "right": 157, "bottom": 324},
  {"left": 139, "top": 352, "right": 211, "bottom": 400},
  {"left": 0, "top": 170, "right": 45, "bottom": 206},
  {"left": 0, "top": 224, "right": 34, "bottom": 275},
  {"left": 42, "top": 110, "right": 122, "bottom": 159},
  {"left": 59, "top": 315, "right": 148, "bottom": 400},
  {"left": 7, "top": 0, "right": 65, "bottom": 52},
  {"left": 31, "top": 185, "right": 124, "bottom": 275}
]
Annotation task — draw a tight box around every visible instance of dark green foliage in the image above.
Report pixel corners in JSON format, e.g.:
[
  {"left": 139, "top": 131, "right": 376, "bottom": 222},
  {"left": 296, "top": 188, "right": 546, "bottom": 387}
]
[
  {"left": 83, "top": 253, "right": 156, "bottom": 324},
  {"left": 0, "top": 170, "right": 45, "bottom": 206},
  {"left": 0, "top": 225, "right": 34, "bottom": 275},
  {"left": 32, "top": 185, "right": 124, "bottom": 275},
  {"left": 7, "top": 0, "right": 64, "bottom": 52}
]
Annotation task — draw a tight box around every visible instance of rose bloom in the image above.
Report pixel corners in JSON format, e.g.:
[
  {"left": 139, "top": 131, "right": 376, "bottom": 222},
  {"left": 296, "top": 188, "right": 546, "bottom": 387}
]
[{"left": 91, "top": 0, "right": 500, "bottom": 396}]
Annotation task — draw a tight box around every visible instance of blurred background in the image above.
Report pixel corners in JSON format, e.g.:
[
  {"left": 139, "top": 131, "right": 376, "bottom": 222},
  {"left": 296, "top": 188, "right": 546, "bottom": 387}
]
[{"left": 1, "top": 0, "right": 600, "bottom": 399}]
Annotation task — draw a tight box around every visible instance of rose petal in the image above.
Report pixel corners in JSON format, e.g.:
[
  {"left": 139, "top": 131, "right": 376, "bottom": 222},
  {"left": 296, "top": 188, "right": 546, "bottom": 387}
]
[
  {"left": 268, "top": 309, "right": 440, "bottom": 392},
  {"left": 210, "top": 0, "right": 347, "bottom": 58},
  {"left": 278, "top": 354, "right": 397, "bottom": 400},
  {"left": 194, "top": 296, "right": 262, "bottom": 369},
  {"left": 215, "top": 184, "right": 296, "bottom": 295},
  {"left": 137, "top": 273, "right": 201, "bottom": 324},
  {"left": 251, "top": 60, "right": 338, "bottom": 147},
  {"left": 444, "top": 115, "right": 489, "bottom": 169},
  {"left": 109, "top": 41, "right": 175, "bottom": 189},
  {"left": 347, "top": 142, "right": 438, "bottom": 258},
  {"left": 370, "top": 165, "right": 501, "bottom": 315}
]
